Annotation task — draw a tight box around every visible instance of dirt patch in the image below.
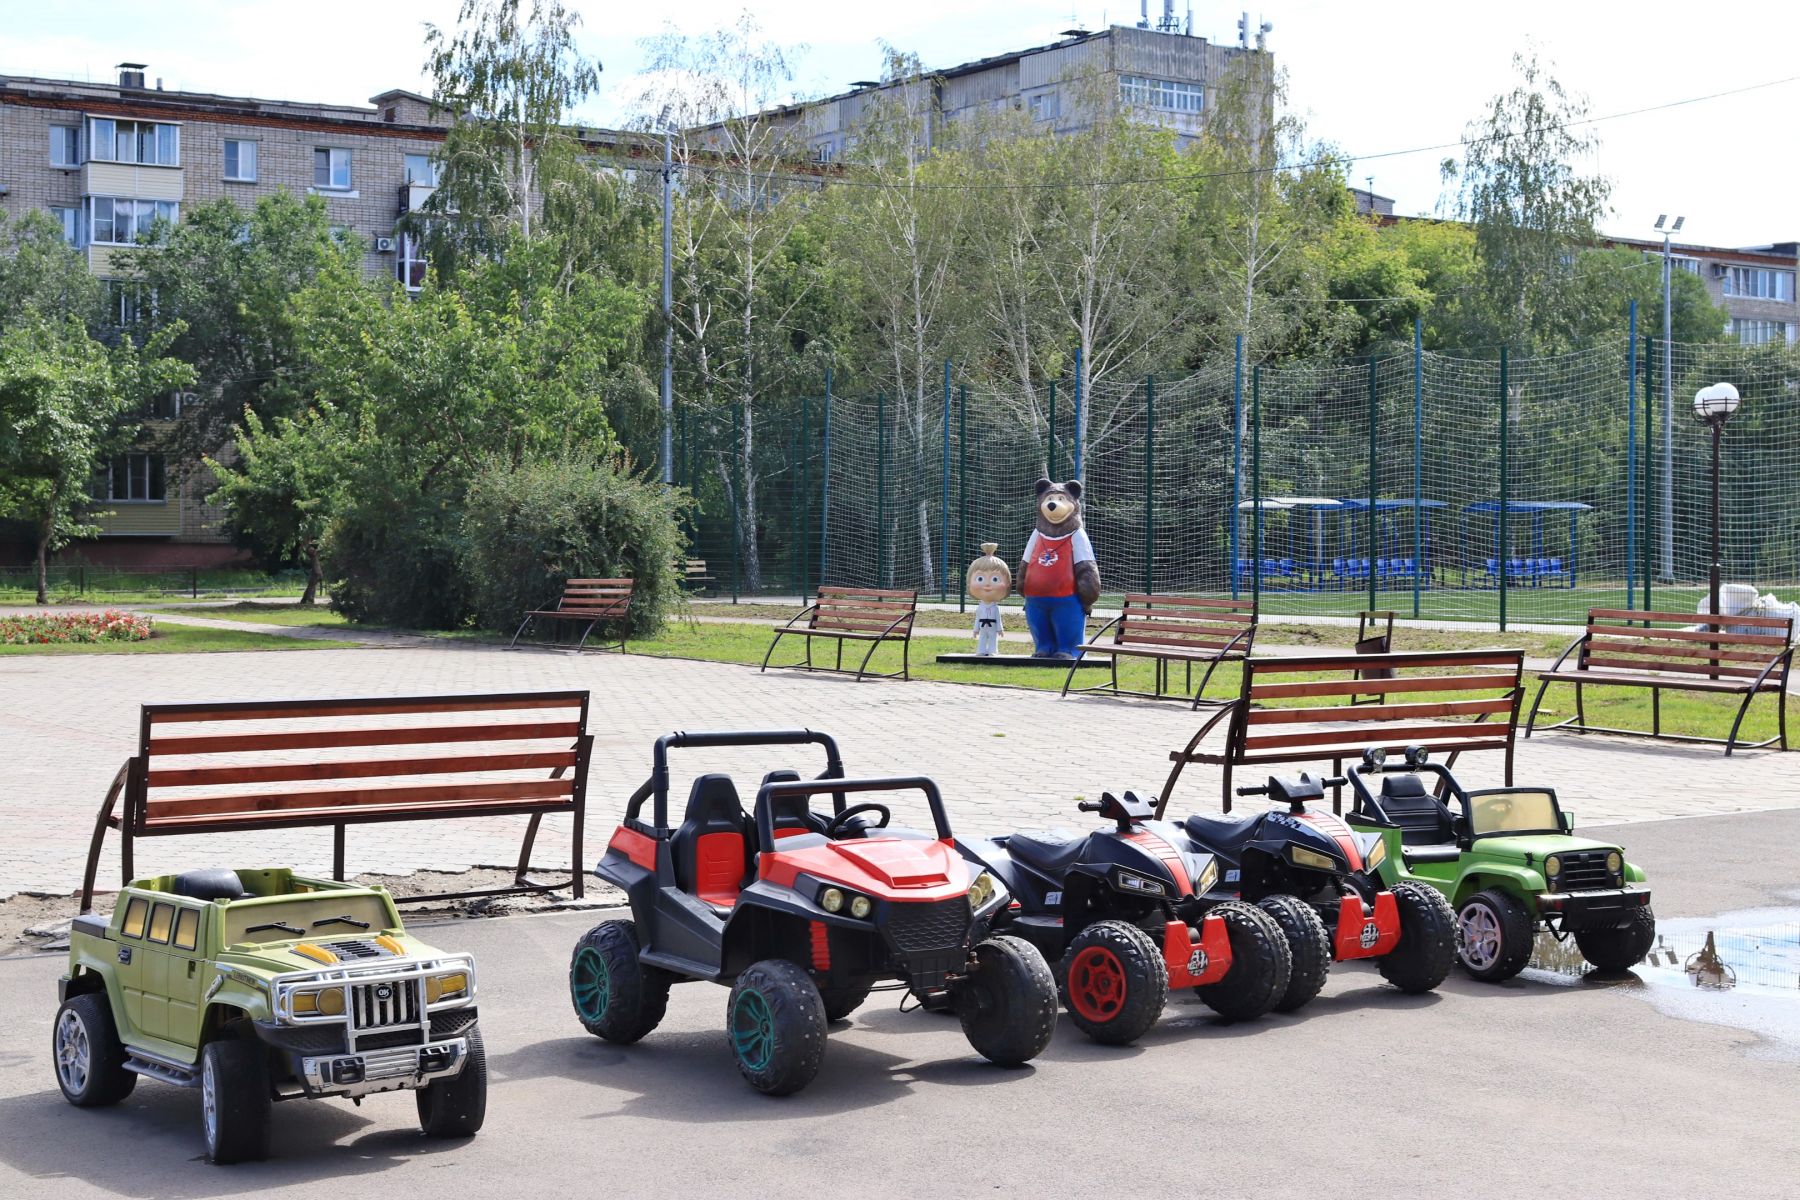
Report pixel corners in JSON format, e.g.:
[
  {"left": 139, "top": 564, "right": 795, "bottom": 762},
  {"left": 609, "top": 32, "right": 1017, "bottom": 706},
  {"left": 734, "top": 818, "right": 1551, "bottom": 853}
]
[{"left": 2, "top": 867, "right": 624, "bottom": 958}]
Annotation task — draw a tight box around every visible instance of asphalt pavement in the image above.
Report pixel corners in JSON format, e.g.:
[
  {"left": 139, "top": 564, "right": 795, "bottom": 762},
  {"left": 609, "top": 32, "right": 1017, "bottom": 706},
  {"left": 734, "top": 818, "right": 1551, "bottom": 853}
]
[{"left": 2, "top": 808, "right": 1796, "bottom": 1199}]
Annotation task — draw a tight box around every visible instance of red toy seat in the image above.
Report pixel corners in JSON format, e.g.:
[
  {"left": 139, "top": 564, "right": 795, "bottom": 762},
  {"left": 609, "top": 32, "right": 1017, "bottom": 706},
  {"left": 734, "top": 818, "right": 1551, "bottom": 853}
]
[{"left": 672, "top": 774, "right": 750, "bottom": 909}]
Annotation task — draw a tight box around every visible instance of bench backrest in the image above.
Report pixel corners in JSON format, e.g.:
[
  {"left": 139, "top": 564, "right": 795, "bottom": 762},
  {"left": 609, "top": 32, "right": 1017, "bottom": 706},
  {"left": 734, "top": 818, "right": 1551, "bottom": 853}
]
[
  {"left": 128, "top": 692, "right": 591, "bottom": 832},
  {"left": 1230, "top": 648, "right": 1524, "bottom": 767},
  {"left": 1579, "top": 608, "right": 1795, "bottom": 679},
  {"left": 683, "top": 559, "right": 711, "bottom": 579},
  {"left": 809, "top": 586, "right": 917, "bottom": 635},
  {"left": 559, "top": 578, "right": 632, "bottom": 616},
  {"left": 1116, "top": 594, "right": 1256, "bottom": 654}
]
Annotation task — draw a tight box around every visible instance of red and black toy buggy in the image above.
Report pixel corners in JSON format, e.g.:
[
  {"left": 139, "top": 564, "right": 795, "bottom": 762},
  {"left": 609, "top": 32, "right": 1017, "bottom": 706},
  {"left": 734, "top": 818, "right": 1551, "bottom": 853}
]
[{"left": 568, "top": 730, "right": 1058, "bottom": 1095}]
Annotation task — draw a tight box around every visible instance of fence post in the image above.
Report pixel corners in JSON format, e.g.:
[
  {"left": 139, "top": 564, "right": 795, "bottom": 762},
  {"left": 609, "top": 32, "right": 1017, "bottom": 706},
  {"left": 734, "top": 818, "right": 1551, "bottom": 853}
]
[
  {"left": 1143, "top": 375, "right": 1155, "bottom": 594},
  {"left": 876, "top": 390, "right": 886, "bottom": 589},
  {"left": 958, "top": 383, "right": 968, "bottom": 615},
  {"left": 820, "top": 371, "right": 832, "bottom": 587},
  {"left": 1232, "top": 334, "right": 1243, "bottom": 600},
  {"left": 1073, "top": 345, "right": 1085, "bottom": 480},
  {"left": 1412, "top": 318, "right": 1423, "bottom": 620},
  {"left": 731, "top": 402, "right": 742, "bottom": 604},
  {"left": 1498, "top": 347, "right": 1509, "bottom": 632},
  {"left": 1642, "top": 335, "right": 1654, "bottom": 614},
  {"left": 1625, "top": 302, "right": 1637, "bottom": 610},
  {"left": 1251, "top": 364, "right": 1263, "bottom": 618},
  {"left": 941, "top": 360, "right": 952, "bottom": 603},
  {"left": 1367, "top": 355, "right": 1379, "bottom": 614},
  {"left": 1047, "top": 380, "right": 1057, "bottom": 480},
  {"left": 799, "top": 392, "right": 810, "bottom": 594}
]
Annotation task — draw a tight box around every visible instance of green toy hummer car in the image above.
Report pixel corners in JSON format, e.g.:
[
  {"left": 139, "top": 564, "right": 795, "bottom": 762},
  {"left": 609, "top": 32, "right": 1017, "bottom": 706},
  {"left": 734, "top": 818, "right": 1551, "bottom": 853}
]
[
  {"left": 54, "top": 868, "right": 485, "bottom": 1163},
  {"left": 1343, "top": 749, "right": 1655, "bottom": 982}
]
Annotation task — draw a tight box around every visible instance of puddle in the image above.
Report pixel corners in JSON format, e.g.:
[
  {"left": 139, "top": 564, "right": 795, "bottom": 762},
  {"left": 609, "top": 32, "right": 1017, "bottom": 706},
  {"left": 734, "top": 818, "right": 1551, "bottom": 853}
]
[{"left": 1525, "top": 908, "right": 1800, "bottom": 1060}]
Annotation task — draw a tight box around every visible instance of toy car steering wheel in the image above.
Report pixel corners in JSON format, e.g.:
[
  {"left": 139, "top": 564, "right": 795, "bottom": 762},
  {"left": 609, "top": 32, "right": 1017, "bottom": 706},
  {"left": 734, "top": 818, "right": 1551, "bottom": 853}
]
[{"left": 823, "top": 803, "right": 891, "bottom": 839}]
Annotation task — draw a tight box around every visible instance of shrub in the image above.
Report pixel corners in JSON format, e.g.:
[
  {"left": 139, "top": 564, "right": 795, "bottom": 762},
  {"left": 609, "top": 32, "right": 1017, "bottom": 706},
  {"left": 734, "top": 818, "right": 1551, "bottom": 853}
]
[
  {"left": 322, "top": 484, "right": 468, "bottom": 629},
  {"left": 461, "top": 454, "right": 687, "bottom": 637},
  {"left": 1, "top": 610, "right": 153, "bottom": 645}
]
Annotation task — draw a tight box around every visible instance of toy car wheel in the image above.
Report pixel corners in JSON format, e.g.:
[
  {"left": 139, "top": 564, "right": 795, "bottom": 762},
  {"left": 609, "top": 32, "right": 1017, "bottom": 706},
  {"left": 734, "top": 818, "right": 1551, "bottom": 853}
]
[
  {"left": 417, "top": 1023, "right": 487, "bottom": 1138},
  {"left": 957, "top": 935, "right": 1057, "bottom": 1066},
  {"left": 201, "top": 1039, "right": 273, "bottom": 1164},
  {"left": 818, "top": 981, "right": 874, "bottom": 1023},
  {"left": 1194, "top": 900, "right": 1292, "bottom": 1022},
  {"left": 1060, "top": 920, "right": 1167, "bottom": 1045},
  {"left": 728, "top": 959, "right": 828, "bottom": 1096},
  {"left": 570, "top": 919, "right": 671, "bottom": 1044},
  {"left": 52, "top": 993, "right": 136, "bottom": 1107},
  {"left": 1377, "top": 882, "right": 1458, "bottom": 994},
  {"left": 1457, "top": 888, "right": 1534, "bottom": 983},
  {"left": 1256, "top": 895, "right": 1331, "bottom": 1013},
  {"left": 1574, "top": 905, "right": 1657, "bottom": 972}
]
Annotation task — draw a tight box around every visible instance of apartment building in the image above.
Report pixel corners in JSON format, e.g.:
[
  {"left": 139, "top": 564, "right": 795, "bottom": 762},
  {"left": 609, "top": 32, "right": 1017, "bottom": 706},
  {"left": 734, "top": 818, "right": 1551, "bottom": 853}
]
[{"left": 1604, "top": 235, "right": 1799, "bottom": 346}]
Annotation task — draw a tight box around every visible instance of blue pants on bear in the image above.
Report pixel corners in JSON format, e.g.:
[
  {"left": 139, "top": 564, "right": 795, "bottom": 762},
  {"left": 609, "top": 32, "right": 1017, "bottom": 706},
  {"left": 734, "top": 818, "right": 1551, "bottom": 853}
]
[{"left": 1024, "top": 594, "right": 1086, "bottom": 658}]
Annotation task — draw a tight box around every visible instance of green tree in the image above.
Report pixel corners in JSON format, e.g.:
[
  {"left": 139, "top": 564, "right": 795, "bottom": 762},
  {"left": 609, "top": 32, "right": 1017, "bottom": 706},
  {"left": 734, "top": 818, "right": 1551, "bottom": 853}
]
[{"left": 204, "top": 407, "right": 345, "bottom": 604}]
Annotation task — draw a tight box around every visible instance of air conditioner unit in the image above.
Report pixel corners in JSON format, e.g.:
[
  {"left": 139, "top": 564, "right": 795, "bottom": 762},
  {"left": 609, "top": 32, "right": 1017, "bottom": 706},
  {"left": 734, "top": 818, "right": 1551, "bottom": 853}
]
[
  {"left": 373, "top": 236, "right": 397, "bottom": 253},
  {"left": 1711, "top": 263, "right": 1728, "bottom": 277}
]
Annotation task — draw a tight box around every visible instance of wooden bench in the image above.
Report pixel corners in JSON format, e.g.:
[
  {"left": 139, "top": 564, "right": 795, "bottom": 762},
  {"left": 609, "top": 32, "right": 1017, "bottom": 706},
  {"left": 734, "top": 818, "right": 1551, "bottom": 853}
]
[
  {"left": 761, "top": 587, "right": 918, "bottom": 681},
  {"left": 80, "top": 691, "right": 593, "bottom": 912},
  {"left": 680, "top": 558, "right": 715, "bottom": 592},
  {"left": 1063, "top": 595, "right": 1257, "bottom": 707},
  {"left": 1157, "top": 649, "right": 1525, "bottom": 814},
  {"left": 1524, "top": 608, "right": 1793, "bottom": 754},
  {"left": 510, "top": 577, "right": 634, "bottom": 652}
]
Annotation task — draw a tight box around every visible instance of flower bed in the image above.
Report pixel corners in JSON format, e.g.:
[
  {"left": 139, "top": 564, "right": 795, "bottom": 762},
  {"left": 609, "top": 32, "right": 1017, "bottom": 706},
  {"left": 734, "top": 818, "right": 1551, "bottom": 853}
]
[{"left": 0, "top": 610, "right": 155, "bottom": 645}]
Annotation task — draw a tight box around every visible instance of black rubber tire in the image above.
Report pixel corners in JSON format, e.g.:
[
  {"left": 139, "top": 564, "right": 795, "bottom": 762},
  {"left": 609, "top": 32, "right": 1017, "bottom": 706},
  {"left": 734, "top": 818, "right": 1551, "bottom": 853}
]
[
  {"left": 1194, "top": 900, "right": 1292, "bottom": 1022},
  {"left": 1377, "top": 882, "right": 1458, "bottom": 994},
  {"left": 1060, "top": 920, "right": 1168, "bottom": 1045},
  {"left": 569, "top": 919, "right": 671, "bottom": 1044},
  {"left": 1574, "top": 905, "right": 1657, "bottom": 971},
  {"left": 1457, "top": 888, "right": 1535, "bottom": 983},
  {"left": 957, "top": 935, "right": 1058, "bottom": 1066},
  {"left": 1256, "top": 895, "right": 1332, "bottom": 1013},
  {"left": 819, "top": 981, "right": 874, "bottom": 1023},
  {"left": 417, "top": 1023, "right": 488, "bottom": 1138},
  {"left": 201, "top": 1039, "right": 273, "bottom": 1165},
  {"left": 51, "top": 993, "right": 136, "bottom": 1107},
  {"left": 727, "top": 959, "right": 827, "bottom": 1096}
]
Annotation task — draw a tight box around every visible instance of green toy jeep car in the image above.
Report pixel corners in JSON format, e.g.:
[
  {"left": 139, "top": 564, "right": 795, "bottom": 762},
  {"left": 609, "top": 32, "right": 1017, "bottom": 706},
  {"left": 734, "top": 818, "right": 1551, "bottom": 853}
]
[
  {"left": 54, "top": 868, "right": 485, "bottom": 1163},
  {"left": 1343, "top": 750, "right": 1655, "bottom": 982}
]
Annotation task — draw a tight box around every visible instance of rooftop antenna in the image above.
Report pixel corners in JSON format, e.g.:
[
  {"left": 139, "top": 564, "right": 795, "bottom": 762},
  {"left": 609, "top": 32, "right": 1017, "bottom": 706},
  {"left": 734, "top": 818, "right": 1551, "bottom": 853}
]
[
  {"left": 1186, "top": 3, "right": 1194, "bottom": 34},
  {"left": 1256, "top": 16, "right": 1273, "bottom": 49},
  {"left": 1138, "top": 0, "right": 1148, "bottom": 28},
  {"left": 1237, "top": 11, "right": 1249, "bottom": 47},
  {"left": 1159, "top": 0, "right": 1178, "bottom": 31}
]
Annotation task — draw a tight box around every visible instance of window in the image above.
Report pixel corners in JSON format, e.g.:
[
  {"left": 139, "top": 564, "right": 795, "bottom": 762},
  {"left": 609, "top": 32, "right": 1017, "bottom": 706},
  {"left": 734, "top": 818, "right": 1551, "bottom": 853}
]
[
  {"left": 812, "top": 141, "right": 835, "bottom": 163},
  {"left": 1722, "top": 265, "right": 1796, "bottom": 301},
  {"left": 89, "top": 197, "right": 178, "bottom": 245},
  {"left": 120, "top": 898, "right": 148, "bottom": 938},
  {"left": 86, "top": 117, "right": 179, "bottom": 166},
  {"left": 314, "top": 147, "right": 351, "bottom": 189},
  {"left": 223, "top": 139, "right": 257, "bottom": 181},
  {"left": 1119, "top": 75, "right": 1204, "bottom": 113},
  {"left": 147, "top": 904, "right": 174, "bottom": 944},
  {"left": 49, "top": 124, "right": 81, "bottom": 167},
  {"left": 173, "top": 908, "right": 200, "bottom": 952},
  {"left": 148, "top": 392, "right": 184, "bottom": 420},
  {"left": 108, "top": 453, "right": 166, "bottom": 502},
  {"left": 50, "top": 206, "right": 80, "bottom": 245},
  {"left": 403, "top": 152, "right": 439, "bottom": 186},
  {"left": 1028, "top": 91, "right": 1061, "bottom": 122},
  {"left": 106, "top": 281, "right": 148, "bottom": 327},
  {"left": 397, "top": 233, "right": 427, "bottom": 291},
  {"left": 1729, "top": 318, "right": 1796, "bottom": 346}
]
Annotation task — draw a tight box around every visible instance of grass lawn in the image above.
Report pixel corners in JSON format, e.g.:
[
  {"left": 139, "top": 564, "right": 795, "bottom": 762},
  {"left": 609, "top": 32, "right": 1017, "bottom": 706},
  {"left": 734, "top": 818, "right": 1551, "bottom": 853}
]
[
  {"left": 0, "top": 624, "right": 358, "bottom": 655},
  {"left": 627, "top": 618, "right": 1789, "bottom": 747},
  {"left": 159, "top": 602, "right": 349, "bottom": 627}
]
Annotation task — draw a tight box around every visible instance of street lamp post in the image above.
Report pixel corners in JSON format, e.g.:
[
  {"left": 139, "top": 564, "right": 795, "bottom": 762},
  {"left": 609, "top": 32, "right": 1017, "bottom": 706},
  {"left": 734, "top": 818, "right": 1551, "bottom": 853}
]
[
  {"left": 1693, "top": 381, "right": 1742, "bottom": 674},
  {"left": 1654, "top": 214, "right": 1684, "bottom": 582}
]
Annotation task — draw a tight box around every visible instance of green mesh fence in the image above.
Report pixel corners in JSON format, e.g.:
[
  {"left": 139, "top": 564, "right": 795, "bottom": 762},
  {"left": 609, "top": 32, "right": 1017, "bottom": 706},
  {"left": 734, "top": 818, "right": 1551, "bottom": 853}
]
[{"left": 662, "top": 331, "right": 1800, "bottom": 626}]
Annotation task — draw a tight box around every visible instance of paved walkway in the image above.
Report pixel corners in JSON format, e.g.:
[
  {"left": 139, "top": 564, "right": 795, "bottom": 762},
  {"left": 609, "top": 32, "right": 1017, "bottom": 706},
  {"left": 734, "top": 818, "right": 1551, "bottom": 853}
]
[{"left": 2, "top": 637, "right": 1795, "bottom": 900}]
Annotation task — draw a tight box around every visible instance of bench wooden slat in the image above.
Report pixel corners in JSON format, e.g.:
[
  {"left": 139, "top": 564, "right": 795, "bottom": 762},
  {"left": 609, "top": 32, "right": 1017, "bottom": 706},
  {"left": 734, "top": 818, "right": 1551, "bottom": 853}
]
[
  {"left": 148, "top": 720, "right": 583, "bottom": 757},
  {"left": 147, "top": 749, "right": 578, "bottom": 788},
  {"left": 1250, "top": 672, "right": 1522, "bottom": 700},
  {"left": 141, "top": 796, "right": 578, "bottom": 829},
  {"left": 1245, "top": 721, "right": 1509, "bottom": 751},
  {"left": 145, "top": 693, "right": 586, "bottom": 725},
  {"left": 1180, "top": 736, "right": 1516, "bottom": 765},
  {"left": 1122, "top": 594, "right": 1253, "bottom": 612},
  {"left": 1583, "top": 655, "right": 1763, "bottom": 680},
  {"left": 1588, "top": 636, "right": 1783, "bottom": 663},
  {"left": 818, "top": 587, "right": 916, "bottom": 599},
  {"left": 1586, "top": 624, "right": 1790, "bottom": 648},
  {"left": 1588, "top": 607, "right": 1795, "bottom": 629},
  {"left": 1084, "top": 642, "right": 1247, "bottom": 662},
  {"left": 1245, "top": 696, "right": 1516, "bottom": 725},
  {"left": 1120, "top": 619, "right": 1250, "bottom": 636},
  {"left": 1113, "top": 632, "right": 1242, "bottom": 652},
  {"left": 147, "top": 778, "right": 574, "bottom": 820},
  {"left": 1245, "top": 649, "right": 1522, "bottom": 673},
  {"left": 1539, "top": 669, "right": 1766, "bottom": 693}
]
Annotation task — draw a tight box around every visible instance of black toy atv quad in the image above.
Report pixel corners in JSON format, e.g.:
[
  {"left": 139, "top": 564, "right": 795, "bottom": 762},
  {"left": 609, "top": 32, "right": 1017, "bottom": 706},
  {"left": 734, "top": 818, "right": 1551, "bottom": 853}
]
[
  {"left": 569, "top": 730, "right": 1058, "bottom": 1095},
  {"left": 961, "top": 790, "right": 1297, "bottom": 1045},
  {"left": 1168, "top": 773, "right": 1457, "bottom": 1007}
]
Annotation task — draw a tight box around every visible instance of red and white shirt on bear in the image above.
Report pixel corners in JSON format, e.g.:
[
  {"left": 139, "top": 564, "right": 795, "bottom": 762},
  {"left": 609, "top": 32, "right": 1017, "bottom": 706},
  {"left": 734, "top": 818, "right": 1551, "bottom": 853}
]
[{"left": 1020, "top": 529, "right": 1095, "bottom": 598}]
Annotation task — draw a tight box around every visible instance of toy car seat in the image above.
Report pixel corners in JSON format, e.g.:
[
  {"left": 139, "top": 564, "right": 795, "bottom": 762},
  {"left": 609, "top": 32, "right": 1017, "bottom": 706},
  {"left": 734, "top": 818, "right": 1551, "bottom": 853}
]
[
  {"left": 761, "top": 770, "right": 827, "bottom": 839},
  {"left": 171, "top": 868, "right": 253, "bottom": 901},
  {"left": 671, "top": 774, "right": 750, "bottom": 908},
  {"left": 1378, "top": 774, "right": 1456, "bottom": 847}
]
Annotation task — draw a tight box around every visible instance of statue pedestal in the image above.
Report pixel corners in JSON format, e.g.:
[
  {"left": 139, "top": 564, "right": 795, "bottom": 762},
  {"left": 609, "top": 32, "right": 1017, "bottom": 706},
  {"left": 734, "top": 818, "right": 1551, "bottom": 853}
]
[{"left": 934, "top": 653, "right": 1108, "bottom": 668}]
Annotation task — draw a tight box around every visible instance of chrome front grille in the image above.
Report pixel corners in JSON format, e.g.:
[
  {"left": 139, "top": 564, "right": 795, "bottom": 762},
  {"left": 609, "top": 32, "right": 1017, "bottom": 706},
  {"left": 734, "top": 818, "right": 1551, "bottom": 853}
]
[
  {"left": 352, "top": 978, "right": 419, "bottom": 1029},
  {"left": 1556, "top": 851, "right": 1615, "bottom": 892}
]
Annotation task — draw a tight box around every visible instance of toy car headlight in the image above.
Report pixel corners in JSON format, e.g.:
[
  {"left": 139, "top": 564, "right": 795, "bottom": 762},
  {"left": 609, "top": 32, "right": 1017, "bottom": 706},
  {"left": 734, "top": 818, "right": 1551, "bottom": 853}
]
[
  {"left": 1362, "top": 748, "right": 1387, "bottom": 768},
  {"left": 426, "top": 972, "right": 469, "bottom": 1004},
  {"left": 1363, "top": 838, "right": 1387, "bottom": 871},
  {"left": 1544, "top": 855, "right": 1562, "bottom": 883},
  {"left": 820, "top": 887, "right": 845, "bottom": 913},
  {"left": 967, "top": 871, "right": 998, "bottom": 911},
  {"left": 1290, "top": 846, "right": 1338, "bottom": 872},
  {"left": 1404, "top": 745, "right": 1430, "bottom": 766},
  {"left": 292, "top": 988, "right": 345, "bottom": 1017},
  {"left": 1195, "top": 859, "right": 1219, "bottom": 894},
  {"left": 849, "top": 895, "right": 873, "bottom": 919},
  {"left": 1606, "top": 850, "right": 1623, "bottom": 877}
]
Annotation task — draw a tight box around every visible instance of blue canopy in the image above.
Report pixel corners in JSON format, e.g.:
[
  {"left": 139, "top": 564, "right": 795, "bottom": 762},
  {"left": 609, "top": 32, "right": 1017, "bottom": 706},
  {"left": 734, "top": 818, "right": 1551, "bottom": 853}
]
[
  {"left": 1336, "top": 498, "right": 1449, "bottom": 511},
  {"left": 1462, "top": 500, "right": 1593, "bottom": 513}
]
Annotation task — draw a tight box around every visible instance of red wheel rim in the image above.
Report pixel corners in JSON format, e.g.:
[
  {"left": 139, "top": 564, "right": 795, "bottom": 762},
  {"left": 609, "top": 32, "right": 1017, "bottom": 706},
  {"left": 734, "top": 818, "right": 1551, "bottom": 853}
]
[{"left": 1068, "top": 945, "right": 1128, "bottom": 1023}]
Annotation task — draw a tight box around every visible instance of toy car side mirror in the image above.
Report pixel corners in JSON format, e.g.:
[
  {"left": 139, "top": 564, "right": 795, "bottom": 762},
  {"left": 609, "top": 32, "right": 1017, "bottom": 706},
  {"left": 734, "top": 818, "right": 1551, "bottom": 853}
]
[
  {"left": 1452, "top": 816, "right": 1471, "bottom": 844},
  {"left": 1561, "top": 811, "right": 1574, "bottom": 833}
]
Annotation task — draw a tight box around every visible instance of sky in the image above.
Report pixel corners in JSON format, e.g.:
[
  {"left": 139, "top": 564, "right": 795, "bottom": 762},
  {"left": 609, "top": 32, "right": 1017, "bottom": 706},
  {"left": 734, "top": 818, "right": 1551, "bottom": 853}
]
[{"left": 5, "top": 0, "right": 1797, "bottom": 246}]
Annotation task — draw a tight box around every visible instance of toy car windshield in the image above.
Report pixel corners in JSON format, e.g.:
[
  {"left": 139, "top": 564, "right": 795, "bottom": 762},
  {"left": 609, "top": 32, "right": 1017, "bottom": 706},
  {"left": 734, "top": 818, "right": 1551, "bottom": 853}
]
[
  {"left": 1466, "top": 789, "right": 1562, "bottom": 837},
  {"left": 222, "top": 895, "right": 396, "bottom": 946}
]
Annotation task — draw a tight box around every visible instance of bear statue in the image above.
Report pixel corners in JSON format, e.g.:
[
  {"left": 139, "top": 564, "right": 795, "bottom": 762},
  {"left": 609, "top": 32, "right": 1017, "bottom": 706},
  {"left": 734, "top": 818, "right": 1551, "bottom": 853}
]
[{"left": 1017, "top": 478, "right": 1101, "bottom": 659}]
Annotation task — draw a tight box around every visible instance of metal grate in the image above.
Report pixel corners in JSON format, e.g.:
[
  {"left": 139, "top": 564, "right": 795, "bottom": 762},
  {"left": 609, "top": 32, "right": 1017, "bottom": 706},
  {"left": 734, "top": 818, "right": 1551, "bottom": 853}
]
[
  {"left": 352, "top": 978, "right": 419, "bottom": 1029},
  {"left": 325, "top": 939, "right": 394, "bottom": 961},
  {"left": 883, "top": 898, "right": 973, "bottom": 954},
  {"left": 1555, "top": 850, "right": 1615, "bottom": 892}
]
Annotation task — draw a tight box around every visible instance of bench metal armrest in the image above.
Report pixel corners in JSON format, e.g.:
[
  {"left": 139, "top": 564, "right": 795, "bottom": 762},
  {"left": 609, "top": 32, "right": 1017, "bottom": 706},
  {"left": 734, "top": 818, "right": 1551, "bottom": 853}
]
[
  {"left": 1544, "top": 630, "right": 1588, "bottom": 674},
  {"left": 1747, "top": 644, "right": 1795, "bottom": 691},
  {"left": 876, "top": 611, "right": 915, "bottom": 638},
  {"left": 774, "top": 603, "right": 821, "bottom": 632},
  {"left": 1219, "top": 626, "right": 1254, "bottom": 657},
  {"left": 1087, "top": 612, "right": 1125, "bottom": 644}
]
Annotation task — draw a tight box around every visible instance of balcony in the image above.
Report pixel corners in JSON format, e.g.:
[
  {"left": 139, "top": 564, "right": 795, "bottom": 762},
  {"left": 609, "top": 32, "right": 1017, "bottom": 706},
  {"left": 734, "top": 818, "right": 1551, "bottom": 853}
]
[
  {"left": 84, "top": 161, "right": 183, "bottom": 202},
  {"left": 398, "top": 181, "right": 437, "bottom": 215}
]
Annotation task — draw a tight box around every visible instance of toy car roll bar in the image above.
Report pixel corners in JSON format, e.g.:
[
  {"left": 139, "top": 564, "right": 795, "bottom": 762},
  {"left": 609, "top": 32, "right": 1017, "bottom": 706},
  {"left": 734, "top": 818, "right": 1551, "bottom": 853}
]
[
  {"left": 626, "top": 729, "right": 847, "bottom": 830},
  {"left": 751, "top": 777, "right": 952, "bottom": 852}
]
